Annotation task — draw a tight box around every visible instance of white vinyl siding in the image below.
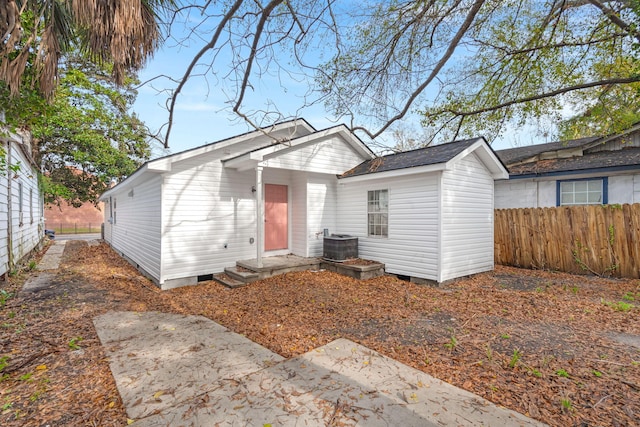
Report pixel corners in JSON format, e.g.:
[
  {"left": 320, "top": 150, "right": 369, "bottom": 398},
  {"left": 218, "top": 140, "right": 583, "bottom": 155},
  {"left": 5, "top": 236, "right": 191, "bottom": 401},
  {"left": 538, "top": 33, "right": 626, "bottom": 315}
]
[
  {"left": 99, "top": 122, "right": 375, "bottom": 287},
  {"left": 1, "top": 138, "right": 43, "bottom": 276},
  {"left": 338, "top": 174, "right": 440, "bottom": 280},
  {"left": 264, "top": 136, "right": 366, "bottom": 175},
  {"left": 440, "top": 153, "right": 494, "bottom": 281},
  {"left": 161, "top": 145, "right": 352, "bottom": 283},
  {"left": 0, "top": 149, "right": 8, "bottom": 274},
  {"left": 109, "top": 175, "right": 162, "bottom": 281},
  {"left": 162, "top": 159, "right": 257, "bottom": 282},
  {"left": 18, "top": 182, "right": 23, "bottom": 226},
  {"left": 290, "top": 172, "right": 307, "bottom": 256},
  {"left": 496, "top": 173, "right": 640, "bottom": 209},
  {"left": 159, "top": 136, "right": 295, "bottom": 283},
  {"left": 307, "top": 175, "right": 337, "bottom": 257},
  {"left": 0, "top": 139, "right": 9, "bottom": 275}
]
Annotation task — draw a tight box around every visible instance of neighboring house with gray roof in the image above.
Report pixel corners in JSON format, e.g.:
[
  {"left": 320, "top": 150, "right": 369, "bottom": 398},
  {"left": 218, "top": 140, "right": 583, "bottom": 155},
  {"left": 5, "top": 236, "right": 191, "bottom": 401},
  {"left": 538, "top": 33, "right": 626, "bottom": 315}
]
[
  {"left": 100, "top": 121, "right": 508, "bottom": 288},
  {"left": 494, "top": 124, "right": 640, "bottom": 209}
]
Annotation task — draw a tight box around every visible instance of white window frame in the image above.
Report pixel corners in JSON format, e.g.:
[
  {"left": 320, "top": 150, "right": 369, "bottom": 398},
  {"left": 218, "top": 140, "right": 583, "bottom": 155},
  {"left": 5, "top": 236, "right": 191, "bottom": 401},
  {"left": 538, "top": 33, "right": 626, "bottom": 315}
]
[{"left": 367, "top": 189, "right": 388, "bottom": 237}]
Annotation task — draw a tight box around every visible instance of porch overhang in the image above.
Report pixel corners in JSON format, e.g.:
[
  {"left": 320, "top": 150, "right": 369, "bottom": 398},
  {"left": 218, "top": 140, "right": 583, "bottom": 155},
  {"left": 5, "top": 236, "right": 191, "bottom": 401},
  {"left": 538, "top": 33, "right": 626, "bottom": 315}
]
[
  {"left": 223, "top": 150, "right": 269, "bottom": 172},
  {"left": 222, "top": 125, "right": 375, "bottom": 172}
]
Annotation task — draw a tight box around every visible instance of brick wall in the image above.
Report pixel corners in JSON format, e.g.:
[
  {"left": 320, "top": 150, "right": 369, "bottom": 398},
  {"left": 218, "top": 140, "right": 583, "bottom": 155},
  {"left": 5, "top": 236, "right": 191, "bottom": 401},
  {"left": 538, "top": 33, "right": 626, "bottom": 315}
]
[{"left": 45, "top": 202, "right": 104, "bottom": 231}]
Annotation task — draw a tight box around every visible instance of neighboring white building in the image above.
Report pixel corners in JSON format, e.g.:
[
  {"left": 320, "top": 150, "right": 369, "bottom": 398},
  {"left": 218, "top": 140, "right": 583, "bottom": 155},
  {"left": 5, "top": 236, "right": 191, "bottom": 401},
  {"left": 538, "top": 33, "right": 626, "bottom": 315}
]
[
  {"left": 100, "top": 119, "right": 508, "bottom": 288},
  {"left": 1, "top": 131, "right": 44, "bottom": 277},
  {"left": 495, "top": 125, "right": 640, "bottom": 209}
]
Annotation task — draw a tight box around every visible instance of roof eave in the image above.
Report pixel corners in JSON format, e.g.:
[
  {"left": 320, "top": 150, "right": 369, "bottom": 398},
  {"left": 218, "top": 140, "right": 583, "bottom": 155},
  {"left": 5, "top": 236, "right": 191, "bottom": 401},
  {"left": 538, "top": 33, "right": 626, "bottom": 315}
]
[
  {"left": 339, "top": 163, "right": 447, "bottom": 183},
  {"left": 99, "top": 164, "right": 150, "bottom": 200},
  {"left": 508, "top": 163, "right": 640, "bottom": 179},
  {"left": 447, "top": 138, "right": 509, "bottom": 179},
  {"left": 223, "top": 125, "right": 375, "bottom": 171},
  {"left": 99, "top": 119, "right": 317, "bottom": 200}
]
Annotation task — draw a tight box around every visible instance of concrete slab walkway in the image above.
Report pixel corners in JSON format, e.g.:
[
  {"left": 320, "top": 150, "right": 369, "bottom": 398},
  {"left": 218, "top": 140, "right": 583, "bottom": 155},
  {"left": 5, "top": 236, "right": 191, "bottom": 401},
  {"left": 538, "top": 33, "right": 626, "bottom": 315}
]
[
  {"left": 36, "top": 239, "right": 67, "bottom": 271},
  {"left": 20, "top": 240, "right": 67, "bottom": 294},
  {"left": 94, "top": 311, "right": 546, "bottom": 427}
]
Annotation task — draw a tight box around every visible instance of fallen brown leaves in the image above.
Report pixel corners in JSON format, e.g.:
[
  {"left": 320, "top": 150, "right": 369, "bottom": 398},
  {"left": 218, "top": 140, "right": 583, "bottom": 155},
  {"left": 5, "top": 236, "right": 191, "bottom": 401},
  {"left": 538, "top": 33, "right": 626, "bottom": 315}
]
[{"left": 1, "top": 241, "right": 639, "bottom": 426}]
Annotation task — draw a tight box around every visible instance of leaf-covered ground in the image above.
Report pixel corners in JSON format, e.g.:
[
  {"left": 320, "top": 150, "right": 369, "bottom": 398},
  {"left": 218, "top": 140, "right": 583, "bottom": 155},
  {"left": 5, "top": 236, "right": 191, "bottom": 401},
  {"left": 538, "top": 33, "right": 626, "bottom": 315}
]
[{"left": 1, "top": 241, "right": 638, "bottom": 426}]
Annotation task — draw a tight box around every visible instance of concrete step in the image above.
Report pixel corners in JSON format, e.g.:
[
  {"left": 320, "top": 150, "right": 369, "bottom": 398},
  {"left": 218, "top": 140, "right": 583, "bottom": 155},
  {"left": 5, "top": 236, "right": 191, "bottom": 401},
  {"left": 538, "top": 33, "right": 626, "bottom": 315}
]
[
  {"left": 236, "top": 258, "right": 321, "bottom": 280},
  {"left": 212, "top": 272, "right": 247, "bottom": 289},
  {"left": 224, "top": 266, "right": 259, "bottom": 284}
]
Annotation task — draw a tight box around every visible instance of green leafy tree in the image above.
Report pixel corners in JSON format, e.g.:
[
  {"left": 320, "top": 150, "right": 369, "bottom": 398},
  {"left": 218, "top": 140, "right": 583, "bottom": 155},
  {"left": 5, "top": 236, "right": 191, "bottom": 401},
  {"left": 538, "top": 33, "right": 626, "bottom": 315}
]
[
  {"left": 1, "top": 56, "right": 152, "bottom": 206},
  {"left": 0, "top": 0, "right": 167, "bottom": 204},
  {"left": 317, "top": 0, "right": 640, "bottom": 142}
]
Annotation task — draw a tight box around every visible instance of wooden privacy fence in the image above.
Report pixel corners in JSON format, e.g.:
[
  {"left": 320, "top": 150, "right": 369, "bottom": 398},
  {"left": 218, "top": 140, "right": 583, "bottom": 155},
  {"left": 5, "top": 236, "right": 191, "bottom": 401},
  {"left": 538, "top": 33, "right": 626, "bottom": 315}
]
[{"left": 495, "top": 204, "right": 640, "bottom": 279}]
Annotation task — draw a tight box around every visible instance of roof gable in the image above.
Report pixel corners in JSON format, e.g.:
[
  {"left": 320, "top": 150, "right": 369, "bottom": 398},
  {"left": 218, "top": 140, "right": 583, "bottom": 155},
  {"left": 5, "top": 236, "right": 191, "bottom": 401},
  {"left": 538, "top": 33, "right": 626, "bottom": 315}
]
[
  {"left": 100, "top": 120, "right": 372, "bottom": 199},
  {"left": 340, "top": 137, "right": 508, "bottom": 180},
  {"left": 100, "top": 119, "right": 318, "bottom": 199},
  {"left": 583, "top": 122, "right": 640, "bottom": 151},
  {"left": 148, "top": 118, "right": 316, "bottom": 171},
  {"left": 223, "top": 124, "right": 375, "bottom": 172}
]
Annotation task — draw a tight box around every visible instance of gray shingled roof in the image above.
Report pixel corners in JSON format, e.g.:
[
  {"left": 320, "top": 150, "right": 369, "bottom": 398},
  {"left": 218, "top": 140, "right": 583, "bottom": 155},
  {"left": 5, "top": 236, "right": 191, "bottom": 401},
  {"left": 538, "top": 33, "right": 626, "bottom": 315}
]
[
  {"left": 340, "top": 138, "right": 482, "bottom": 178},
  {"left": 507, "top": 146, "right": 640, "bottom": 176},
  {"left": 495, "top": 137, "right": 598, "bottom": 165}
]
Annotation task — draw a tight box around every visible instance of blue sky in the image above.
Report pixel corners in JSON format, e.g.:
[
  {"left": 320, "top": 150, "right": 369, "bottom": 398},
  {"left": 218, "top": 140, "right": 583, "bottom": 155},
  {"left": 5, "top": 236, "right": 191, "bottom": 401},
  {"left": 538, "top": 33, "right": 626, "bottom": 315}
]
[
  {"left": 133, "top": 48, "right": 343, "bottom": 157},
  {"left": 131, "top": 10, "right": 542, "bottom": 158},
  {"left": 132, "top": 10, "right": 353, "bottom": 157}
]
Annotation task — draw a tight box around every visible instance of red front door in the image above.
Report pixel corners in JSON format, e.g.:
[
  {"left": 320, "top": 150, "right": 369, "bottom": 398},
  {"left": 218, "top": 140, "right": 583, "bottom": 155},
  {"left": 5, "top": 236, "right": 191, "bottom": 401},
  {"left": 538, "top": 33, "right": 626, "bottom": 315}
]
[{"left": 264, "top": 184, "right": 288, "bottom": 251}]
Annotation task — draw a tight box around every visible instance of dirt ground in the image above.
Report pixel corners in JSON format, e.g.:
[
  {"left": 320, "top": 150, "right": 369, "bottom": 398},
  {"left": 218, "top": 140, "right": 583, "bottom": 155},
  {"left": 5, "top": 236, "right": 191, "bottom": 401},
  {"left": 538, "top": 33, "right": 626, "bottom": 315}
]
[{"left": 0, "top": 241, "right": 638, "bottom": 426}]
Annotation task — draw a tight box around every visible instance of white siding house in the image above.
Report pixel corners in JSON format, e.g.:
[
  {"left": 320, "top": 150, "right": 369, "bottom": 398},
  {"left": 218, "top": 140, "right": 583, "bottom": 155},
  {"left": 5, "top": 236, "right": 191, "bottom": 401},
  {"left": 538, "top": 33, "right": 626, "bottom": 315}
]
[
  {"left": 101, "top": 121, "right": 507, "bottom": 288},
  {"left": 100, "top": 120, "right": 375, "bottom": 288},
  {"left": 1, "top": 132, "right": 44, "bottom": 277},
  {"left": 495, "top": 126, "right": 640, "bottom": 208},
  {"left": 338, "top": 138, "right": 508, "bottom": 283}
]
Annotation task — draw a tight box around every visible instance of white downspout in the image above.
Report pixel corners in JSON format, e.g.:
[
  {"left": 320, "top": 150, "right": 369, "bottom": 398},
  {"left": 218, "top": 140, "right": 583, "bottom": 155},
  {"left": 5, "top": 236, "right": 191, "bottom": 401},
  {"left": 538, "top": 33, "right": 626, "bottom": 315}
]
[
  {"left": 6, "top": 139, "right": 13, "bottom": 270},
  {"left": 256, "top": 166, "right": 264, "bottom": 268}
]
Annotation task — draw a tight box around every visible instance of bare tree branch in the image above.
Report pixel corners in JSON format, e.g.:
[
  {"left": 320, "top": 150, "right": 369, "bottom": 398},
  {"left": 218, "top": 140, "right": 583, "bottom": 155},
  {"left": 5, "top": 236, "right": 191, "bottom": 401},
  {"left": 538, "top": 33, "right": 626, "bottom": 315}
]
[
  {"left": 440, "top": 76, "right": 640, "bottom": 117},
  {"left": 233, "top": 0, "right": 285, "bottom": 113},
  {"left": 352, "top": 0, "right": 486, "bottom": 139},
  {"left": 588, "top": 0, "right": 640, "bottom": 43},
  {"left": 164, "top": 0, "right": 244, "bottom": 147}
]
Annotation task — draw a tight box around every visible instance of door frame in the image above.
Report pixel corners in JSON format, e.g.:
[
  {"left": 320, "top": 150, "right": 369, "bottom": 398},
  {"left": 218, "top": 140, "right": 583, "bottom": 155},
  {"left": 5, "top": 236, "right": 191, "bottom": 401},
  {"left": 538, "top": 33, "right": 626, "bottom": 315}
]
[{"left": 264, "top": 183, "right": 290, "bottom": 253}]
